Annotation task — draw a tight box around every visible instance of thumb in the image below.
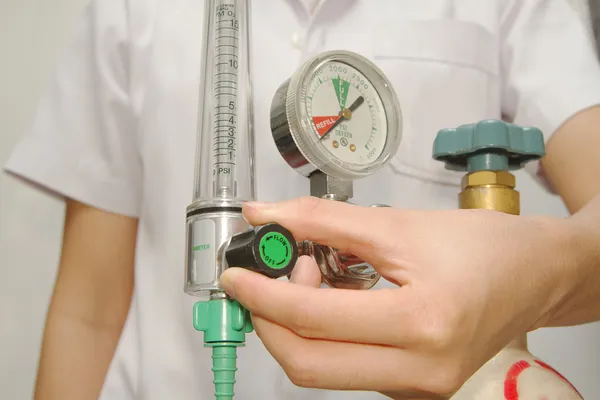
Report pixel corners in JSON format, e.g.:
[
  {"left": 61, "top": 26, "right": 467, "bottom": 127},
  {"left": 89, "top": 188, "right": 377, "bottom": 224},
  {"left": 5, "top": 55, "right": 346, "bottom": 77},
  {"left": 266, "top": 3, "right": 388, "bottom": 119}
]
[
  {"left": 289, "top": 255, "right": 322, "bottom": 288},
  {"left": 242, "top": 197, "right": 398, "bottom": 265}
]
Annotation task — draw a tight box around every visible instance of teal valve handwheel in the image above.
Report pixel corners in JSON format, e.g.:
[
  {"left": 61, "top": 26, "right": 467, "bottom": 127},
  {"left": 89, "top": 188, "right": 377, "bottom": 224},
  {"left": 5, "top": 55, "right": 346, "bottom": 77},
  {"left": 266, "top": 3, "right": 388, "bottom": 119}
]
[{"left": 432, "top": 119, "right": 546, "bottom": 172}]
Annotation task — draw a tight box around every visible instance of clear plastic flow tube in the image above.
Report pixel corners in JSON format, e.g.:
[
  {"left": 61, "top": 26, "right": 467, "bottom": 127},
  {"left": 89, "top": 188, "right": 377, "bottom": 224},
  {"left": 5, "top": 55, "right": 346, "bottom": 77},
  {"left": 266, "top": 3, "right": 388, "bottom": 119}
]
[
  {"left": 193, "top": 0, "right": 254, "bottom": 205},
  {"left": 183, "top": 2, "right": 255, "bottom": 399},
  {"left": 185, "top": 0, "right": 255, "bottom": 295}
]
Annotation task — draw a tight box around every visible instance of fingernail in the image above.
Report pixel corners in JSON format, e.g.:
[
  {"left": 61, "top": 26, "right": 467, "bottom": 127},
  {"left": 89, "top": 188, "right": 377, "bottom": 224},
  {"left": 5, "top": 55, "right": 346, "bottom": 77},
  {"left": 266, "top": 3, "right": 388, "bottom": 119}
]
[
  {"left": 244, "top": 201, "right": 274, "bottom": 210},
  {"left": 220, "top": 268, "right": 240, "bottom": 297},
  {"left": 241, "top": 212, "right": 250, "bottom": 224}
]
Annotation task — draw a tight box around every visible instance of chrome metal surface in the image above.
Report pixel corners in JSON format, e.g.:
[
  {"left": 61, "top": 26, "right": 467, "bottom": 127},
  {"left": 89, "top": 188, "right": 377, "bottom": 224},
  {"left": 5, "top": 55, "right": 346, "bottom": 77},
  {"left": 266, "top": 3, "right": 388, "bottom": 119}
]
[
  {"left": 270, "top": 78, "right": 317, "bottom": 177},
  {"left": 184, "top": 207, "right": 250, "bottom": 296},
  {"left": 296, "top": 204, "right": 390, "bottom": 290},
  {"left": 309, "top": 172, "right": 353, "bottom": 201},
  {"left": 298, "top": 241, "right": 380, "bottom": 290}
]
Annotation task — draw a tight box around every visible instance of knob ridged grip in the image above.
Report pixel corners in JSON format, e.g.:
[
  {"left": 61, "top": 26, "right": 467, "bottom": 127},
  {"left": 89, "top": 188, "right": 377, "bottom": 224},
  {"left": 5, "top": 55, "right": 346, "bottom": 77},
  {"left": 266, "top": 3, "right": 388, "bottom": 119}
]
[
  {"left": 432, "top": 119, "right": 545, "bottom": 172},
  {"left": 225, "top": 223, "right": 298, "bottom": 279}
]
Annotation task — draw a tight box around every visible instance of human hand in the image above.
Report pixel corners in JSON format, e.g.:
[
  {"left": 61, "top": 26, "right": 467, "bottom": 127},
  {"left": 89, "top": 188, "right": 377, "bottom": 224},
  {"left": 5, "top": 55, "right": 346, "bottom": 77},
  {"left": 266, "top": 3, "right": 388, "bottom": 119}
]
[{"left": 220, "top": 197, "right": 581, "bottom": 399}]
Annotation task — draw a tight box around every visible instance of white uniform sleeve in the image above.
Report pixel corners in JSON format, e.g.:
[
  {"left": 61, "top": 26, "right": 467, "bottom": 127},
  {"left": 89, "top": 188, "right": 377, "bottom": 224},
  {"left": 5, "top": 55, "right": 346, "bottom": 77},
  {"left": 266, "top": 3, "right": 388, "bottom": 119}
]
[
  {"left": 3, "top": 0, "right": 141, "bottom": 217},
  {"left": 500, "top": 0, "right": 600, "bottom": 193}
]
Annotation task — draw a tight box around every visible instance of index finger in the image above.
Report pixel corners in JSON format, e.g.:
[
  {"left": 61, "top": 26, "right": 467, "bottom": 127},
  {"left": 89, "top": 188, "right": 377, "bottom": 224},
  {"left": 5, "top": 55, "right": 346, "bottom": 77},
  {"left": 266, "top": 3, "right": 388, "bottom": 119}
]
[{"left": 242, "top": 197, "right": 401, "bottom": 267}]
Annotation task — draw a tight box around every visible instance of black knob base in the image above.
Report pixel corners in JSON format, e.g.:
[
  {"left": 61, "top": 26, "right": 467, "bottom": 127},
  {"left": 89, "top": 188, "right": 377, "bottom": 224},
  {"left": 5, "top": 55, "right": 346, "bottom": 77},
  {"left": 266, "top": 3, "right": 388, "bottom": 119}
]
[{"left": 225, "top": 223, "right": 298, "bottom": 279}]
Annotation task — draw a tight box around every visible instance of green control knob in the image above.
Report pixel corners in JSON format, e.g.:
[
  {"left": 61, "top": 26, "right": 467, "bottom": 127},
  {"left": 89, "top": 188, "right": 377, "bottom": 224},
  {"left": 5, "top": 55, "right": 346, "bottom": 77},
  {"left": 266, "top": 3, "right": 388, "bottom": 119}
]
[
  {"left": 432, "top": 119, "right": 545, "bottom": 172},
  {"left": 225, "top": 223, "right": 298, "bottom": 278}
]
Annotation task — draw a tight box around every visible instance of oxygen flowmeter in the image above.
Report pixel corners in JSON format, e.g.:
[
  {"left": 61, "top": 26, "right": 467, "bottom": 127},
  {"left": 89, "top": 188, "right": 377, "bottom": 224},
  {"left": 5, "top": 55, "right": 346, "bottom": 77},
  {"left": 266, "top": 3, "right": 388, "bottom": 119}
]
[
  {"left": 184, "top": 1, "right": 298, "bottom": 399},
  {"left": 271, "top": 50, "right": 403, "bottom": 289},
  {"left": 185, "top": 1, "right": 402, "bottom": 398}
]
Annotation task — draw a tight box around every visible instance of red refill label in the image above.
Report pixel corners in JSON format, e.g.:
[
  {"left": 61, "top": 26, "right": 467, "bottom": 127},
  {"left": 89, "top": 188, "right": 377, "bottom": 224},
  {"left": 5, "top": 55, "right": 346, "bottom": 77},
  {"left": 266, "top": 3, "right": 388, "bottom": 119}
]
[{"left": 312, "top": 116, "right": 340, "bottom": 136}]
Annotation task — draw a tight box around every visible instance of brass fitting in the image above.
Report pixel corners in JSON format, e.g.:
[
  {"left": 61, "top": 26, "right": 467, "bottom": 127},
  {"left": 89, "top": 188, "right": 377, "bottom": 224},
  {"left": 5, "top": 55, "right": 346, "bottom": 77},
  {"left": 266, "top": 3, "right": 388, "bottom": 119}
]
[{"left": 459, "top": 171, "right": 520, "bottom": 215}]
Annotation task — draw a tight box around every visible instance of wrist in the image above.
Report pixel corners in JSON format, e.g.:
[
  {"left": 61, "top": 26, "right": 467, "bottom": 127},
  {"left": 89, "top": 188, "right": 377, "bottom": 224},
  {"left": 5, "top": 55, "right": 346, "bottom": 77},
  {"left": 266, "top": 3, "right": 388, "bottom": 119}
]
[{"left": 537, "top": 215, "right": 600, "bottom": 328}]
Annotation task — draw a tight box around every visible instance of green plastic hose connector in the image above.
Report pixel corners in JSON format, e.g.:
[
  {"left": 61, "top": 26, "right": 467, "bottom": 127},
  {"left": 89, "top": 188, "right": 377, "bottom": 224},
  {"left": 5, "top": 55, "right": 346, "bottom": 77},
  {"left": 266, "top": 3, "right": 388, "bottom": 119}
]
[
  {"left": 432, "top": 119, "right": 545, "bottom": 172},
  {"left": 194, "top": 298, "right": 254, "bottom": 400}
]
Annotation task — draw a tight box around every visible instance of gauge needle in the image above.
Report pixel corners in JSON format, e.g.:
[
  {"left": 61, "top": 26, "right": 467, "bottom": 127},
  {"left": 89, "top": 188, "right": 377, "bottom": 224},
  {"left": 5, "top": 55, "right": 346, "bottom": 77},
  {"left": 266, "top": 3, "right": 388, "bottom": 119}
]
[
  {"left": 347, "top": 95, "right": 365, "bottom": 112},
  {"left": 320, "top": 96, "right": 365, "bottom": 140}
]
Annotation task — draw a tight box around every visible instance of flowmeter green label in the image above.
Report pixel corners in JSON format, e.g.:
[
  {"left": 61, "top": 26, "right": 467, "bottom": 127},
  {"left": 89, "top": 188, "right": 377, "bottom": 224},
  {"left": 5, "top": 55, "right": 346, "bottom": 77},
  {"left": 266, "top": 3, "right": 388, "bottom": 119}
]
[
  {"left": 259, "top": 232, "right": 292, "bottom": 269},
  {"left": 192, "top": 219, "right": 216, "bottom": 283}
]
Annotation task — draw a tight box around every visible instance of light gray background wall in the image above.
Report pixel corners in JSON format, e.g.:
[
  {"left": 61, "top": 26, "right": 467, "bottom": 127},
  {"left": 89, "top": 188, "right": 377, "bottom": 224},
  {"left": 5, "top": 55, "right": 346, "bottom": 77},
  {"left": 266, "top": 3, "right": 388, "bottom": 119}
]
[
  {"left": 0, "top": 1, "right": 598, "bottom": 399},
  {"left": 1, "top": 1, "right": 87, "bottom": 399}
]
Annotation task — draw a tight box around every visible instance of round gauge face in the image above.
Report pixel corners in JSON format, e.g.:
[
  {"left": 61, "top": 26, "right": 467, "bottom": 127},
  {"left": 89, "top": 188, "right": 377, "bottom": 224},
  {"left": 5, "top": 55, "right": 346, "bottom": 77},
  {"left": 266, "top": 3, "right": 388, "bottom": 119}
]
[{"left": 304, "top": 61, "right": 388, "bottom": 166}]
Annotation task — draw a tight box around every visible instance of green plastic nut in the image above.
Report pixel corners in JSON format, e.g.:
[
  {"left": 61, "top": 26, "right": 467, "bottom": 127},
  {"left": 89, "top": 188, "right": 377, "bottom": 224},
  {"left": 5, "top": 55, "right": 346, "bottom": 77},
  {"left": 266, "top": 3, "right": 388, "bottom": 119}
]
[
  {"left": 194, "top": 299, "right": 253, "bottom": 344},
  {"left": 432, "top": 119, "right": 545, "bottom": 172}
]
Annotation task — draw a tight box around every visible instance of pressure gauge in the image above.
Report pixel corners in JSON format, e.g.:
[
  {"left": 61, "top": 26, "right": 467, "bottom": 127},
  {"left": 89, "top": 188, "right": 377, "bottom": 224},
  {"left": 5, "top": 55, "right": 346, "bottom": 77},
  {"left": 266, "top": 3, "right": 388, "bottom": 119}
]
[{"left": 271, "top": 50, "right": 402, "bottom": 180}]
